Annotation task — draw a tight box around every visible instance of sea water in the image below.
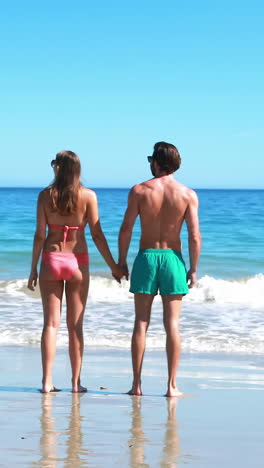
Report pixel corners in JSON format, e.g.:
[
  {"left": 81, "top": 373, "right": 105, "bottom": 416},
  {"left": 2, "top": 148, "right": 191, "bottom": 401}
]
[{"left": 0, "top": 188, "right": 263, "bottom": 354}]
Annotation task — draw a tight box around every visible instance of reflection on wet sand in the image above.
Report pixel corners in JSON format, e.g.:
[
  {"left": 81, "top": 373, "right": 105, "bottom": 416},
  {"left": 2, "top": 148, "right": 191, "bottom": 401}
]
[
  {"left": 160, "top": 398, "right": 180, "bottom": 467},
  {"left": 65, "top": 394, "right": 89, "bottom": 468},
  {"left": 33, "top": 393, "right": 89, "bottom": 467},
  {"left": 128, "top": 396, "right": 181, "bottom": 468},
  {"left": 32, "top": 393, "right": 59, "bottom": 468},
  {"left": 32, "top": 392, "right": 181, "bottom": 467},
  {"left": 128, "top": 396, "right": 149, "bottom": 467}
]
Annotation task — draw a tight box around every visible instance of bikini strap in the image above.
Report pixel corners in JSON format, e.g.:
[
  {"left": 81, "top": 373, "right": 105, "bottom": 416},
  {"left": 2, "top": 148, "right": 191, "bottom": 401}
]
[{"left": 48, "top": 224, "right": 86, "bottom": 247}]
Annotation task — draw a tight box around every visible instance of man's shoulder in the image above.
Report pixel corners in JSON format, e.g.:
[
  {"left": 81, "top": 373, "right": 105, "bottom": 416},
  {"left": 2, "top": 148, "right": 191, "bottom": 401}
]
[
  {"left": 130, "top": 177, "right": 156, "bottom": 192},
  {"left": 178, "top": 184, "right": 199, "bottom": 206},
  {"left": 130, "top": 179, "right": 198, "bottom": 201},
  {"left": 173, "top": 180, "right": 198, "bottom": 197},
  {"left": 129, "top": 180, "right": 150, "bottom": 195}
]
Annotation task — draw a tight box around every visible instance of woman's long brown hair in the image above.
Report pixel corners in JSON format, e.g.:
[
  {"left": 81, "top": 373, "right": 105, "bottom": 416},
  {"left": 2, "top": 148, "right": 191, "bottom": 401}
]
[{"left": 50, "top": 151, "right": 82, "bottom": 215}]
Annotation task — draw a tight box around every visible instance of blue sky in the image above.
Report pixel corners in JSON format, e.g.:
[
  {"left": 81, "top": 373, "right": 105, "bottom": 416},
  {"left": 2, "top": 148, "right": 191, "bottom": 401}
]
[{"left": 1, "top": 1, "right": 263, "bottom": 188}]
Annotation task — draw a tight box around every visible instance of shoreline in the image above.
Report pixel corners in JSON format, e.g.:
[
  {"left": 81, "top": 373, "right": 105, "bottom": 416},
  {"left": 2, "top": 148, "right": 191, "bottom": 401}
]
[{"left": 0, "top": 345, "right": 264, "bottom": 467}]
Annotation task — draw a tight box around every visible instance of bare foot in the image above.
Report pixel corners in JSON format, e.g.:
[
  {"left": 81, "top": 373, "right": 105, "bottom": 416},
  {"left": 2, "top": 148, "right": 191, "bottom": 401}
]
[
  {"left": 165, "top": 386, "right": 183, "bottom": 397},
  {"left": 41, "top": 385, "right": 61, "bottom": 393},
  {"left": 127, "top": 384, "right": 142, "bottom": 396},
  {"left": 127, "top": 389, "right": 142, "bottom": 396},
  {"left": 72, "top": 384, "right": 87, "bottom": 393}
]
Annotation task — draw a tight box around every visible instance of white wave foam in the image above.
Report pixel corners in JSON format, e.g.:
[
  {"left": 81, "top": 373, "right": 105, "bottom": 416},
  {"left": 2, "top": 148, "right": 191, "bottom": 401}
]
[
  {"left": 88, "top": 276, "right": 133, "bottom": 302},
  {"left": 1, "top": 273, "right": 264, "bottom": 306},
  {"left": 1, "top": 274, "right": 264, "bottom": 354},
  {"left": 1, "top": 329, "right": 264, "bottom": 354},
  {"left": 186, "top": 274, "right": 264, "bottom": 306},
  {"left": 0, "top": 279, "right": 29, "bottom": 297}
]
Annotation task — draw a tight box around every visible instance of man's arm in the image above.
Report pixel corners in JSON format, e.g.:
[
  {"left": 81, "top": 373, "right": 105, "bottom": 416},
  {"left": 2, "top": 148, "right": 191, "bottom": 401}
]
[
  {"left": 184, "top": 190, "right": 202, "bottom": 288},
  {"left": 118, "top": 187, "right": 139, "bottom": 279}
]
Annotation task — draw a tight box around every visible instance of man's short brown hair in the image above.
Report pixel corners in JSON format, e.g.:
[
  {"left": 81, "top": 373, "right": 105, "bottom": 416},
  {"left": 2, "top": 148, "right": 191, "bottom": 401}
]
[{"left": 152, "top": 141, "right": 181, "bottom": 174}]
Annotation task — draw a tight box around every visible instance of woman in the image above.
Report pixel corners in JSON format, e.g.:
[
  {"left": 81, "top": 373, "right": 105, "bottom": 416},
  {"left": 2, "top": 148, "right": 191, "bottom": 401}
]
[{"left": 28, "top": 151, "right": 122, "bottom": 393}]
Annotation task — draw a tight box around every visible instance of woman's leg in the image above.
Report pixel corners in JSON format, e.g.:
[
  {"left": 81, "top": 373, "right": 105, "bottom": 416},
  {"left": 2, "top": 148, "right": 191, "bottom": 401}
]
[
  {"left": 39, "top": 264, "right": 64, "bottom": 393},
  {"left": 65, "top": 265, "right": 89, "bottom": 392}
]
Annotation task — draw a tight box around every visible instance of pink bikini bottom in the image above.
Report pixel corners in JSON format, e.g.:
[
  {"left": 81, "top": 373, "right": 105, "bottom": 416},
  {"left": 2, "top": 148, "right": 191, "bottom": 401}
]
[{"left": 42, "top": 252, "right": 89, "bottom": 280}]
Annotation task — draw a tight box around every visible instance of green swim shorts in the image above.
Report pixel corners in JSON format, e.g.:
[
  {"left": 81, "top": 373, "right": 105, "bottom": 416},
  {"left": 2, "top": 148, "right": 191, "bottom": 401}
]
[{"left": 130, "top": 249, "right": 189, "bottom": 296}]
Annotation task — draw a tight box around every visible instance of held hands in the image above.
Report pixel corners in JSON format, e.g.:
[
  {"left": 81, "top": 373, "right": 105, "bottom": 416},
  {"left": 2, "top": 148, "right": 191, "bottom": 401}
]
[
  {"left": 118, "top": 262, "right": 129, "bottom": 281},
  {"left": 111, "top": 264, "right": 123, "bottom": 283},
  {"left": 187, "top": 270, "right": 197, "bottom": 288},
  {"left": 111, "top": 262, "right": 129, "bottom": 283},
  {"left": 27, "top": 268, "right": 38, "bottom": 291}
]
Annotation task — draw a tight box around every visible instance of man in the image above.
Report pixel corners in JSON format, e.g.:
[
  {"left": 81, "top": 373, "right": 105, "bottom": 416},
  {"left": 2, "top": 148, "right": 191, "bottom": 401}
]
[{"left": 118, "top": 141, "right": 201, "bottom": 397}]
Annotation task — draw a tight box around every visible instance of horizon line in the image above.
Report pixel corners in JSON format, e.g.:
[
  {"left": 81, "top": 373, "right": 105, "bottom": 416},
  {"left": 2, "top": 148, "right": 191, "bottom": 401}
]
[{"left": 0, "top": 186, "right": 264, "bottom": 191}]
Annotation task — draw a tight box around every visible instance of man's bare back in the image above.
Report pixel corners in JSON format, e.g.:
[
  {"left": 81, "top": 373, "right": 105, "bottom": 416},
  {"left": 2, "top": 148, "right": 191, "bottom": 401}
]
[
  {"left": 132, "top": 175, "right": 197, "bottom": 252},
  {"left": 119, "top": 170, "right": 200, "bottom": 287}
]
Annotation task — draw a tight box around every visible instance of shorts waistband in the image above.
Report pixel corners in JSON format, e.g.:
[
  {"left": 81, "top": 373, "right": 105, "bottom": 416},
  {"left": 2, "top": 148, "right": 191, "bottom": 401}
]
[{"left": 139, "top": 249, "right": 182, "bottom": 254}]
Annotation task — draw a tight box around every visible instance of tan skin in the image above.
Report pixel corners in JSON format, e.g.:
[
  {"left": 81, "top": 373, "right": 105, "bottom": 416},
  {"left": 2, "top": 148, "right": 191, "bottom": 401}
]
[
  {"left": 118, "top": 160, "right": 201, "bottom": 397},
  {"left": 28, "top": 180, "right": 123, "bottom": 393}
]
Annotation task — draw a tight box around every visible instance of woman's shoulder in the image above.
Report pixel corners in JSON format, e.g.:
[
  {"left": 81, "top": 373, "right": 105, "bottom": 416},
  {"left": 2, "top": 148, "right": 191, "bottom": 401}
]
[
  {"left": 80, "top": 187, "right": 97, "bottom": 201},
  {"left": 38, "top": 187, "right": 51, "bottom": 202}
]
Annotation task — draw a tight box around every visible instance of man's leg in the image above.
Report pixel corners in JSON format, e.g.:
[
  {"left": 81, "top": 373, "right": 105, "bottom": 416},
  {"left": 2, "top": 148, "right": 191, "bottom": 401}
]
[
  {"left": 128, "top": 293, "right": 155, "bottom": 395},
  {"left": 162, "top": 295, "right": 183, "bottom": 397}
]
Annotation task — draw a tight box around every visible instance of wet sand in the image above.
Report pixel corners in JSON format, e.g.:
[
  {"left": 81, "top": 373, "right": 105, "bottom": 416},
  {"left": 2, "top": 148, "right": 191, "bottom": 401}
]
[{"left": 0, "top": 346, "right": 264, "bottom": 467}]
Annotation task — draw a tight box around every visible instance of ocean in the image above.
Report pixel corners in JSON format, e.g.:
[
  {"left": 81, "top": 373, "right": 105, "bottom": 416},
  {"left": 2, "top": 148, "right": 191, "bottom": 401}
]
[{"left": 0, "top": 187, "right": 263, "bottom": 354}]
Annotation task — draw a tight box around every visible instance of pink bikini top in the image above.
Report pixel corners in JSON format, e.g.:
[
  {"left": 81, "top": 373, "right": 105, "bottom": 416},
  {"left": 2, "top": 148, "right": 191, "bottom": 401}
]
[{"left": 48, "top": 224, "right": 86, "bottom": 247}]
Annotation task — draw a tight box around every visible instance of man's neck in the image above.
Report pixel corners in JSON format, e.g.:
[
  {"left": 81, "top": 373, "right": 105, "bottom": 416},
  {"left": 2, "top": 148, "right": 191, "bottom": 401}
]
[{"left": 154, "top": 171, "right": 173, "bottom": 179}]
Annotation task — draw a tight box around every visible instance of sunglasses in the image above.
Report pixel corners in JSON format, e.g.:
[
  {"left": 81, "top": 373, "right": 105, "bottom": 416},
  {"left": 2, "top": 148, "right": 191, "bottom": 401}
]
[
  {"left": 50, "top": 159, "right": 57, "bottom": 168},
  {"left": 147, "top": 156, "right": 153, "bottom": 163}
]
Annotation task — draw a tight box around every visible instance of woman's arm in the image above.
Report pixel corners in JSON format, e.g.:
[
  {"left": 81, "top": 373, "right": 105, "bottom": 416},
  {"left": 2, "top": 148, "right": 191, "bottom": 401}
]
[
  {"left": 86, "top": 191, "right": 123, "bottom": 282},
  {"left": 27, "top": 191, "right": 47, "bottom": 290}
]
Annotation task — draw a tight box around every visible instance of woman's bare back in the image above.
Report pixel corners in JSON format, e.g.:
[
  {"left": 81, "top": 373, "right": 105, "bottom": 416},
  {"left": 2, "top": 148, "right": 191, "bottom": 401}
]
[{"left": 40, "top": 187, "right": 95, "bottom": 253}]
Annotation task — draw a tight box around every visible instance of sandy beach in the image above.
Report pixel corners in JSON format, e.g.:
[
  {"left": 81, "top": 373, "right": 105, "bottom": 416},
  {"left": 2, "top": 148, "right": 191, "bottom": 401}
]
[{"left": 0, "top": 346, "right": 264, "bottom": 467}]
